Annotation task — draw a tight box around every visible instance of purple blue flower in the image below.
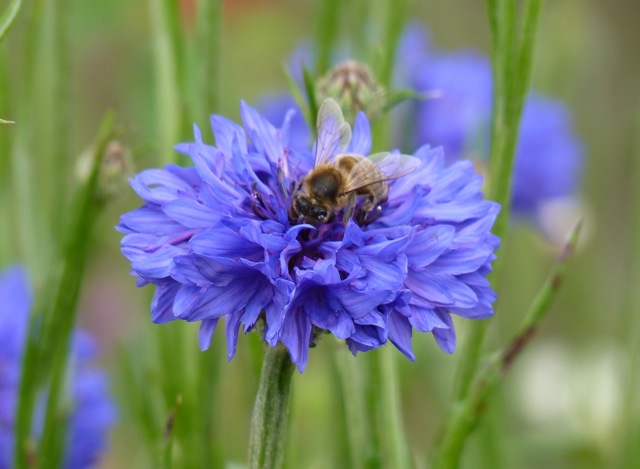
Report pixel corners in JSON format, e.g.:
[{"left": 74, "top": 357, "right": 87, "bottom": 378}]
[
  {"left": 396, "top": 24, "right": 583, "bottom": 225},
  {"left": 0, "top": 265, "right": 116, "bottom": 469},
  {"left": 118, "top": 99, "right": 499, "bottom": 371}
]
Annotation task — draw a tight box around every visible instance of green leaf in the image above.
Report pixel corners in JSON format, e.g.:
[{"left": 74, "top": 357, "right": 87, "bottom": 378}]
[
  {"left": 302, "top": 65, "right": 319, "bottom": 134},
  {"left": 382, "top": 88, "right": 430, "bottom": 112}
]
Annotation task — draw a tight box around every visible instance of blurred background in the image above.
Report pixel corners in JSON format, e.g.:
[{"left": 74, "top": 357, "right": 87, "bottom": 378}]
[{"left": 1, "top": 0, "right": 639, "bottom": 467}]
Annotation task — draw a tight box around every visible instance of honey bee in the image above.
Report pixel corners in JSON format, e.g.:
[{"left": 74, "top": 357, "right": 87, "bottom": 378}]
[{"left": 292, "top": 98, "right": 420, "bottom": 225}]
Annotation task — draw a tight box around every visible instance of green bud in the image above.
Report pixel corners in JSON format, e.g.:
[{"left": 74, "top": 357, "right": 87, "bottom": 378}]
[
  {"left": 315, "top": 60, "right": 385, "bottom": 123},
  {"left": 76, "top": 140, "right": 133, "bottom": 201}
]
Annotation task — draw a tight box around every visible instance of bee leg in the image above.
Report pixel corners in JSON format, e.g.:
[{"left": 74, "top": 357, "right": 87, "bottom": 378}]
[{"left": 342, "top": 193, "right": 357, "bottom": 225}]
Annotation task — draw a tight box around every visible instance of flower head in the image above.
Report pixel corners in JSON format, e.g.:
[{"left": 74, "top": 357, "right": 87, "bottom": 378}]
[
  {"left": 0, "top": 265, "right": 116, "bottom": 469},
  {"left": 119, "top": 99, "right": 499, "bottom": 371}
]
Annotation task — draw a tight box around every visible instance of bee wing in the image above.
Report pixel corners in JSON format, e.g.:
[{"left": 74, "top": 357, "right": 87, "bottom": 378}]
[
  {"left": 341, "top": 152, "right": 421, "bottom": 194},
  {"left": 314, "top": 98, "right": 352, "bottom": 167}
]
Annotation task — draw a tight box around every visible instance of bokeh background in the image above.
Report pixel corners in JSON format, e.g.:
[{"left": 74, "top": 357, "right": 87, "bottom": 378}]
[{"left": 1, "top": 0, "right": 639, "bottom": 467}]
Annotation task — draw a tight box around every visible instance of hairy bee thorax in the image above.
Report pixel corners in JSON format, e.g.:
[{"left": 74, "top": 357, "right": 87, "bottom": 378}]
[{"left": 303, "top": 166, "right": 344, "bottom": 202}]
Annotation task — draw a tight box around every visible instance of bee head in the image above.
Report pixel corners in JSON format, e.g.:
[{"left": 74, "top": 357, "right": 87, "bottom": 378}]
[{"left": 294, "top": 196, "right": 333, "bottom": 224}]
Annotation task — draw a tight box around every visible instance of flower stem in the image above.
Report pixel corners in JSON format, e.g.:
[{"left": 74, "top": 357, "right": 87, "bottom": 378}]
[
  {"left": 148, "top": 0, "right": 182, "bottom": 165},
  {"left": 0, "top": 0, "right": 22, "bottom": 42},
  {"left": 617, "top": 94, "right": 640, "bottom": 468},
  {"left": 248, "top": 344, "right": 295, "bottom": 469},
  {"left": 37, "top": 112, "right": 118, "bottom": 468},
  {"left": 451, "top": 0, "right": 542, "bottom": 406},
  {"left": 431, "top": 221, "right": 582, "bottom": 468},
  {"left": 314, "top": 0, "right": 340, "bottom": 76}
]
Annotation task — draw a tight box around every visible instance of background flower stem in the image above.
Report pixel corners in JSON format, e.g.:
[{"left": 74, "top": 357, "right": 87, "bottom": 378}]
[
  {"left": 314, "top": 0, "right": 340, "bottom": 76},
  {"left": 368, "top": 2, "right": 412, "bottom": 466},
  {"left": 248, "top": 344, "right": 295, "bottom": 469},
  {"left": 617, "top": 95, "right": 640, "bottom": 468},
  {"left": 451, "top": 0, "right": 542, "bottom": 405},
  {"left": 37, "top": 112, "right": 118, "bottom": 468},
  {"left": 195, "top": 0, "right": 221, "bottom": 120},
  {"left": 371, "top": 0, "right": 408, "bottom": 153},
  {"left": 148, "top": 0, "right": 182, "bottom": 165},
  {"left": 432, "top": 221, "right": 582, "bottom": 468},
  {"left": 0, "top": 0, "right": 22, "bottom": 42}
]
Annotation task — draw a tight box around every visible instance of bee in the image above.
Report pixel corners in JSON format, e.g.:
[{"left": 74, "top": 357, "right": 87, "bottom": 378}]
[{"left": 291, "top": 98, "right": 420, "bottom": 225}]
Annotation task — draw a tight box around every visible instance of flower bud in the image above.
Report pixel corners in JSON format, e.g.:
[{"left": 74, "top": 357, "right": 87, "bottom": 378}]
[
  {"left": 315, "top": 60, "right": 385, "bottom": 123},
  {"left": 76, "top": 140, "right": 133, "bottom": 201}
]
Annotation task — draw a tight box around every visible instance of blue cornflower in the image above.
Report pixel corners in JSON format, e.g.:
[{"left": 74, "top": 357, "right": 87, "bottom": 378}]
[
  {"left": 119, "top": 99, "right": 499, "bottom": 371},
  {"left": 396, "top": 24, "right": 583, "bottom": 226},
  {"left": 0, "top": 266, "right": 116, "bottom": 469}
]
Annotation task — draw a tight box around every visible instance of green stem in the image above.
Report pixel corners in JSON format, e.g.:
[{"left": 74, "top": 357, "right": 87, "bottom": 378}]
[
  {"left": 36, "top": 113, "right": 117, "bottom": 468},
  {"left": 451, "top": 0, "right": 542, "bottom": 406},
  {"left": 371, "top": 0, "right": 408, "bottom": 152},
  {"left": 314, "top": 0, "right": 341, "bottom": 76},
  {"left": 196, "top": 0, "right": 221, "bottom": 116},
  {"left": 616, "top": 95, "right": 640, "bottom": 469},
  {"left": 148, "top": 0, "right": 181, "bottom": 165},
  {"left": 0, "top": 0, "right": 22, "bottom": 41},
  {"left": 432, "top": 221, "right": 582, "bottom": 468},
  {"left": 248, "top": 344, "right": 296, "bottom": 469}
]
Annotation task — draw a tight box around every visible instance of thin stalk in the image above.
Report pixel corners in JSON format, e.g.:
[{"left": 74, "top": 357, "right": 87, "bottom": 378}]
[
  {"left": 451, "top": 0, "right": 542, "bottom": 405},
  {"left": 248, "top": 344, "right": 295, "bottom": 469},
  {"left": 0, "top": 0, "right": 22, "bottom": 41},
  {"left": 314, "top": 0, "right": 341, "bottom": 76},
  {"left": 432, "top": 221, "right": 582, "bottom": 469},
  {"left": 371, "top": 0, "right": 408, "bottom": 152},
  {"left": 196, "top": 0, "right": 221, "bottom": 116},
  {"left": 617, "top": 95, "right": 640, "bottom": 468},
  {"left": 148, "top": 0, "right": 181, "bottom": 165},
  {"left": 368, "top": 1, "right": 411, "bottom": 465},
  {"left": 37, "top": 113, "right": 117, "bottom": 468},
  {"left": 11, "top": 3, "right": 53, "bottom": 464}
]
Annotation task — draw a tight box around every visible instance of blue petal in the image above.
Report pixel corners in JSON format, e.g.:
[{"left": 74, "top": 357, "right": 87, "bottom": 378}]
[
  {"left": 429, "top": 244, "right": 496, "bottom": 275},
  {"left": 280, "top": 307, "right": 313, "bottom": 372},
  {"left": 387, "top": 312, "right": 415, "bottom": 360},
  {"left": 119, "top": 206, "right": 186, "bottom": 236},
  {"left": 225, "top": 313, "right": 243, "bottom": 360},
  {"left": 407, "top": 304, "right": 448, "bottom": 332},
  {"left": 150, "top": 283, "right": 180, "bottom": 323},
  {"left": 240, "top": 100, "right": 285, "bottom": 166},
  {"left": 347, "top": 112, "right": 372, "bottom": 154},
  {"left": 210, "top": 114, "right": 248, "bottom": 156},
  {"left": 162, "top": 198, "right": 218, "bottom": 228},
  {"left": 190, "top": 227, "right": 264, "bottom": 260},
  {"left": 199, "top": 318, "right": 219, "bottom": 350},
  {"left": 406, "top": 270, "right": 478, "bottom": 308},
  {"left": 130, "top": 168, "right": 196, "bottom": 204},
  {"left": 432, "top": 311, "right": 456, "bottom": 353}
]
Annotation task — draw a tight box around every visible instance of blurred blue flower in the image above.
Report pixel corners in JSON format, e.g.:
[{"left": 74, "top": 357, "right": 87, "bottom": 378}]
[
  {"left": 0, "top": 265, "right": 116, "bottom": 469},
  {"left": 119, "top": 100, "right": 499, "bottom": 371},
  {"left": 396, "top": 24, "right": 583, "bottom": 225}
]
